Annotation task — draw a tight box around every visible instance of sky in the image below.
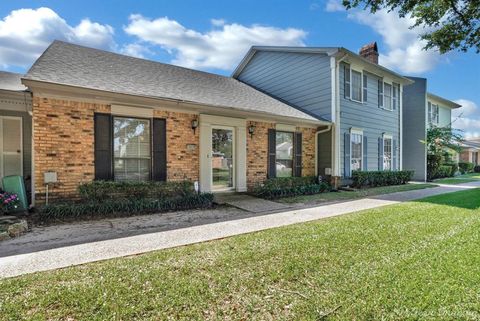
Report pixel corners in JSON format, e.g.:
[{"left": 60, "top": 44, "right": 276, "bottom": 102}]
[{"left": 0, "top": 0, "right": 479, "bottom": 137}]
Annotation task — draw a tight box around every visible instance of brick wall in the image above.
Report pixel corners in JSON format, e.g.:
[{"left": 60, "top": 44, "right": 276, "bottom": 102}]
[
  {"left": 154, "top": 110, "right": 199, "bottom": 181},
  {"left": 460, "top": 151, "right": 470, "bottom": 163},
  {"left": 33, "top": 97, "right": 110, "bottom": 202},
  {"left": 245, "top": 121, "right": 317, "bottom": 190}
]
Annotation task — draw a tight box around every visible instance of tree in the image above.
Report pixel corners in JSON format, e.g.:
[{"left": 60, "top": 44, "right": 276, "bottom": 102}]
[{"left": 342, "top": 0, "right": 480, "bottom": 53}]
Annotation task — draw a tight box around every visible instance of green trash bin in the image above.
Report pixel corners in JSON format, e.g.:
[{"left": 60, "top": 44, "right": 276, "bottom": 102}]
[{"left": 2, "top": 175, "right": 28, "bottom": 211}]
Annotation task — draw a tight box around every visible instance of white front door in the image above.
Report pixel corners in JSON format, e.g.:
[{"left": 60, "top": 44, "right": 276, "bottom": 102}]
[{"left": 0, "top": 117, "right": 23, "bottom": 180}]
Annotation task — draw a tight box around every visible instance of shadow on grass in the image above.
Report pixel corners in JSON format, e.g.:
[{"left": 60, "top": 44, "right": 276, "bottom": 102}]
[{"left": 413, "top": 188, "right": 480, "bottom": 210}]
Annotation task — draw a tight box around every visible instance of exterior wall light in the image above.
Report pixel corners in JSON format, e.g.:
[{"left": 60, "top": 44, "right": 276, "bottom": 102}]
[
  {"left": 248, "top": 124, "right": 255, "bottom": 138},
  {"left": 191, "top": 119, "right": 199, "bottom": 134}
]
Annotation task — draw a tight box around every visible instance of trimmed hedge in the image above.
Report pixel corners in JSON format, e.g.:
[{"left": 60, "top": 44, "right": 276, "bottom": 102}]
[
  {"left": 252, "top": 176, "right": 330, "bottom": 200},
  {"left": 78, "top": 180, "right": 195, "bottom": 201},
  {"left": 474, "top": 165, "right": 480, "bottom": 173},
  {"left": 436, "top": 165, "right": 454, "bottom": 179},
  {"left": 351, "top": 170, "right": 414, "bottom": 187},
  {"left": 459, "top": 162, "right": 475, "bottom": 174},
  {"left": 39, "top": 193, "right": 214, "bottom": 221}
]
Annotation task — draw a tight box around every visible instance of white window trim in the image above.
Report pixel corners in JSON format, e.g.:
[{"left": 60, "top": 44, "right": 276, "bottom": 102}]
[
  {"left": 382, "top": 134, "right": 393, "bottom": 171},
  {"left": 428, "top": 102, "right": 440, "bottom": 125},
  {"left": 350, "top": 128, "right": 363, "bottom": 175},
  {"left": 382, "top": 82, "right": 393, "bottom": 111},
  {"left": 349, "top": 68, "right": 364, "bottom": 103}
]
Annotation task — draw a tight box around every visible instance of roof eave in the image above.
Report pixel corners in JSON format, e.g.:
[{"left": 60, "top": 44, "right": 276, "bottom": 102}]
[{"left": 427, "top": 92, "right": 461, "bottom": 109}]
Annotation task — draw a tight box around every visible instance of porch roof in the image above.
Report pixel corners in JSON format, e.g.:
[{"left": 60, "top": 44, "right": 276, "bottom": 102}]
[{"left": 0, "top": 71, "right": 28, "bottom": 92}]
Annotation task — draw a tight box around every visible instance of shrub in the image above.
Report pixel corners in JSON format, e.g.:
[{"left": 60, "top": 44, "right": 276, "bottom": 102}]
[
  {"left": 351, "top": 170, "right": 414, "bottom": 188},
  {"left": 427, "top": 154, "right": 442, "bottom": 181},
  {"left": 252, "top": 176, "right": 330, "bottom": 200},
  {"left": 443, "top": 162, "right": 459, "bottom": 176},
  {"left": 0, "top": 191, "right": 21, "bottom": 215},
  {"left": 474, "top": 165, "right": 480, "bottom": 173},
  {"left": 458, "top": 162, "right": 475, "bottom": 174},
  {"left": 436, "top": 165, "right": 453, "bottom": 179},
  {"left": 39, "top": 193, "right": 214, "bottom": 221},
  {"left": 78, "top": 180, "right": 195, "bottom": 201}
]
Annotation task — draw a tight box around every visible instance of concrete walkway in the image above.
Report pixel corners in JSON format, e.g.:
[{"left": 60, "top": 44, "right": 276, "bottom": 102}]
[{"left": 1, "top": 182, "right": 479, "bottom": 279}]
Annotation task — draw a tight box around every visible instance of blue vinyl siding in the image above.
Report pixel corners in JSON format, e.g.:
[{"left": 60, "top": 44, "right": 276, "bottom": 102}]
[
  {"left": 237, "top": 51, "right": 332, "bottom": 121},
  {"left": 339, "top": 64, "right": 401, "bottom": 176}
]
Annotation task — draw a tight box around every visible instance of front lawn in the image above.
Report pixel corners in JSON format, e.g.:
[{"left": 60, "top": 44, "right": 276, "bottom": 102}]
[
  {"left": 279, "top": 183, "right": 436, "bottom": 204},
  {"left": 434, "top": 173, "right": 480, "bottom": 185},
  {"left": 1, "top": 189, "right": 480, "bottom": 320}
]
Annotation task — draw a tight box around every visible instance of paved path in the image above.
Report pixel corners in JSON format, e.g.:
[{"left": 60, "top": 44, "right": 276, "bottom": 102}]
[{"left": 1, "top": 182, "right": 479, "bottom": 279}]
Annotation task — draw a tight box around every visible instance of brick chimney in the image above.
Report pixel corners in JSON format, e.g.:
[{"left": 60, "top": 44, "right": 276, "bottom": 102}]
[{"left": 359, "top": 42, "right": 379, "bottom": 64}]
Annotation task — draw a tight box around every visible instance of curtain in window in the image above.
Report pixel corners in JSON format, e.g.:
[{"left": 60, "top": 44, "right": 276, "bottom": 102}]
[
  {"left": 384, "top": 83, "right": 392, "bottom": 110},
  {"left": 383, "top": 138, "right": 392, "bottom": 170},
  {"left": 351, "top": 70, "right": 362, "bottom": 101},
  {"left": 276, "top": 131, "right": 294, "bottom": 177},
  {"left": 351, "top": 133, "right": 363, "bottom": 171},
  {"left": 113, "top": 117, "right": 151, "bottom": 181}
]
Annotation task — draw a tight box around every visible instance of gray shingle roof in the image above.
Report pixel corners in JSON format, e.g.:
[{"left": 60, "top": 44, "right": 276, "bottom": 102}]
[
  {"left": 0, "top": 71, "right": 28, "bottom": 91},
  {"left": 24, "top": 41, "right": 320, "bottom": 122}
]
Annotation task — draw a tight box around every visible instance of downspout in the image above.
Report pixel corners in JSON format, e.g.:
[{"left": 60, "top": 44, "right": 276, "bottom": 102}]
[{"left": 333, "top": 52, "right": 348, "bottom": 180}]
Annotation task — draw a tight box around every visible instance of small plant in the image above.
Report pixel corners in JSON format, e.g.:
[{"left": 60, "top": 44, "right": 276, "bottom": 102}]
[
  {"left": 351, "top": 170, "right": 414, "bottom": 188},
  {"left": 252, "top": 176, "right": 330, "bottom": 199},
  {"left": 0, "top": 191, "right": 21, "bottom": 215},
  {"left": 458, "top": 162, "right": 475, "bottom": 174}
]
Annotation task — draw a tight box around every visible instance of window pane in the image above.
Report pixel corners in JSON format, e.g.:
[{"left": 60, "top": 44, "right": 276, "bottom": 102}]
[
  {"left": 384, "top": 83, "right": 392, "bottom": 110},
  {"left": 383, "top": 138, "right": 392, "bottom": 170},
  {"left": 352, "top": 70, "right": 362, "bottom": 101},
  {"left": 113, "top": 117, "right": 151, "bottom": 181},
  {"left": 276, "top": 131, "right": 294, "bottom": 177},
  {"left": 351, "top": 133, "right": 362, "bottom": 171}
]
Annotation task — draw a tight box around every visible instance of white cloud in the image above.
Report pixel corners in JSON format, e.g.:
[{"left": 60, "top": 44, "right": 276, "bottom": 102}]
[
  {"left": 347, "top": 9, "right": 443, "bottom": 73},
  {"left": 0, "top": 7, "right": 115, "bottom": 69},
  {"left": 124, "top": 15, "right": 306, "bottom": 71},
  {"left": 325, "top": 0, "right": 345, "bottom": 12},
  {"left": 210, "top": 18, "right": 226, "bottom": 27},
  {"left": 120, "top": 43, "right": 152, "bottom": 58},
  {"left": 452, "top": 99, "right": 480, "bottom": 138}
]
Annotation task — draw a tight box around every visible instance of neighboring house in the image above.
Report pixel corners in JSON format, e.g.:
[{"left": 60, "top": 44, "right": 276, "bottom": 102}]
[
  {"left": 402, "top": 77, "right": 462, "bottom": 181},
  {"left": 459, "top": 140, "right": 480, "bottom": 166},
  {"left": 0, "top": 72, "right": 32, "bottom": 198},
  {"left": 233, "top": 42, "right": 413, "bottom": 183},
  {"left": 10, "top": 40, "right": 331, "bottom": 204}
]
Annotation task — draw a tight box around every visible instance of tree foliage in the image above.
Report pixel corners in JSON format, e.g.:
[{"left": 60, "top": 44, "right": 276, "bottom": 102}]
[
  {"left": 425, "top": 125, "right": 463, "bottom": 156},
  {"left": 342, "top": 0, "right": 480, "bottom": 53}
]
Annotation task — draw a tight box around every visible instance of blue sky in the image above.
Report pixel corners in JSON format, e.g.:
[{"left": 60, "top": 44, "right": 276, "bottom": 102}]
[{"left": 1, "top": 0, "right": 479, "bottom": 136}]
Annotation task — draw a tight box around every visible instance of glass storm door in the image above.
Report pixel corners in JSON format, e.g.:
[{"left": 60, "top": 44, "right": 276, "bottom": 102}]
[
  {"left": 0, "top": 117, "right": 22, "bottom": 180},
  {"left": 211, "top": 127, "right": 234, "bottom": 190}
]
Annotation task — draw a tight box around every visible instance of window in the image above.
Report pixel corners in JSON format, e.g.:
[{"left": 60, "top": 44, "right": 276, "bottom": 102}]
[
  {"left": 351, "top": 131, "right": 363, "bottom": 173},
  {"left": 384, "top": 83, "right": 392, "bottom": 110},
  {"left": 383, "top": 136, "right": 393, "bottom": 170},
  {"left": 276, "top": 131, "right": 294, "bottom": 177},
  {"left": 392, "top": 84, "right": 398, "bottom": 110},
  {"left": 113, "top": 117, "right": 151, "bottom": 181},
  {"left": 351, "top": 70, "right": 362, "bottom": 102},
  {"left": 428, "top": 102, "right": 439, "bottom": 125},
  {"left": 363, "top": 74, "right": 368, "bottom": 102},
  {"left": 378, "top": 80, "right": 383, "bottom": 107}
]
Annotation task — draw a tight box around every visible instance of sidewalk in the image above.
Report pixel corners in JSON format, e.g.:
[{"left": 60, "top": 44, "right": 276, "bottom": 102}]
[{"left": 1, "top": 181, "right": 479, "bottom": 278}]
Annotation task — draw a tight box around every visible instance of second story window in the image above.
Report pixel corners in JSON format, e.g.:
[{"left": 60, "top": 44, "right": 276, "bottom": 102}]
[
  {"left": 428, "top": 102, "right": 439, "bottom": 125},
  {"left": 363, "top": 74, "right": 368, "bottom": 102},
  {"left": 384, "top": 83, "right": 392, "bottom": 110},
  {"left": 351, "top": 70, "right": 362, "bottom": 102},
  {"left": 392, "top": 84, "right": 398, "bottom": 110}
]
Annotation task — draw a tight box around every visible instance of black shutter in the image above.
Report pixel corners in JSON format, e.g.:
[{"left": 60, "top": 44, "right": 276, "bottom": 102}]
[
  {"left": 294, "top": 132, "right": 302, "bottom": 177},
  {"left": 393, "top": 139, "right": 397, "bottom": 170},
  {"left": 378, "top": 79, "right": 383, "bottom": 108},
  {"left": 344, "top": 65, "right": 351, "bottom": 99},
  {"left": 94, "top": 113, "right": 113, "bottom": 180},
  {"left": 152, "top": 118, "right": 167, "bottom": 181},
  {"left": 363, "top": 135, "right": 368, "bottom": 171},
  {"left": 344, "top": 132, "right": 350, "bottom": 177},
  {"left": 363, "top": 74, "right": 368, "bottom": 102},
  {"left": 378, "top": 137, "right": 384, "bottom": 170},
  {"left": 267, "top": 128, "right": 276, "bottom": 179}
]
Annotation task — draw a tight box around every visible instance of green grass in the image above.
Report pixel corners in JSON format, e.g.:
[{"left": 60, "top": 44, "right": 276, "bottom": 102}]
[
  {"left": 279, "top": 183, "right": 436, "bottom": 204},
  {"left": 2, "top": 189, "right": 480, "bottom": 320},
  {"left": 434, "top": 172, "right": 480, "bottom": 185}
]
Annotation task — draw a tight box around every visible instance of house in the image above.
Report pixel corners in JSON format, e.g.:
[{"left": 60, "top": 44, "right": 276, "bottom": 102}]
[
  {"left": 459, "top": 140, "right": 480, "bottom": 166},
  {"left": 10, "top": 40, "right": 332, "bottom": 204},
  {"left": 0, "top": 72, "right": 32, "bottom": 197},
  {"left": 402, "top": 77, "right": 462, "bottom": 181},
  {"left": 233, "top": 42, "right": 413, "bottom": 184}
]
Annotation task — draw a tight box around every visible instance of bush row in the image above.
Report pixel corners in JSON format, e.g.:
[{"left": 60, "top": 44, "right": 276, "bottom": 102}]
[
  {"left": 252, "top": 176, "right": 330, "bottom": 199},
  {"left": 475, "top": 165, "right": 480, "bottom": 173},
  {"left": 458, "top": 162, "right": 475, "bottom": 174},
  {"left": 78, "top": 180, "right": 195, "bottom": 201},
  {"left": 39, "top": 193, "right": 214, "bottom": 221},
  {"left": 351, "top": 170, "right": 414, "bottom": 187}
]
